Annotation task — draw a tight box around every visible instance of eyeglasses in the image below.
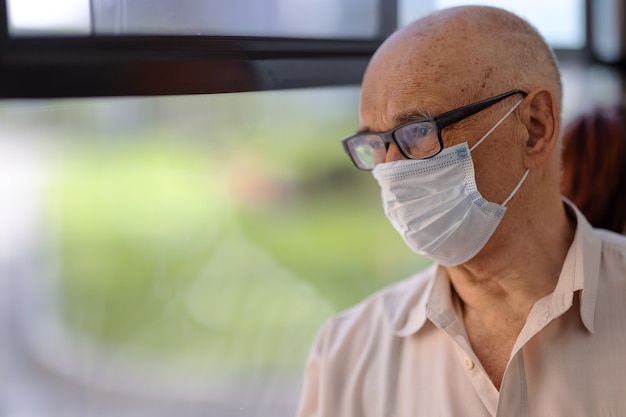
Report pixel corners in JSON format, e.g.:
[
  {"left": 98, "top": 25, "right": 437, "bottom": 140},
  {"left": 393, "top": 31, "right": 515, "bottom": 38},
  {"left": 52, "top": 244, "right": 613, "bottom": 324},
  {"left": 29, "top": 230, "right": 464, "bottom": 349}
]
[{"left": 342, "top": 89, "right": 528, "bottom": 171}]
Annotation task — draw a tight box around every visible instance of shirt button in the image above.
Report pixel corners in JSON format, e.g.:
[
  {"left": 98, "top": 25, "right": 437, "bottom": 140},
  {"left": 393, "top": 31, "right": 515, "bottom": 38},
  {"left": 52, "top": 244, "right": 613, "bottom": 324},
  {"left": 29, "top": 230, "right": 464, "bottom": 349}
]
[{"left": 464, "top": 356, "right": 475, "bottom": 370}]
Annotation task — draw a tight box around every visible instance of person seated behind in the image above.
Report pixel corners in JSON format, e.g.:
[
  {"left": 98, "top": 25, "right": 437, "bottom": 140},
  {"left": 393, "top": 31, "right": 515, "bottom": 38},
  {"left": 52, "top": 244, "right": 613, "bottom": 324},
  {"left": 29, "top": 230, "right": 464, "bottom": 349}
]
[
  {"left": 561, "top": 105, "right": 626, "bottom": 233},
  {"left": 297, "top": 5, "right": 626, "bottom": 417}
]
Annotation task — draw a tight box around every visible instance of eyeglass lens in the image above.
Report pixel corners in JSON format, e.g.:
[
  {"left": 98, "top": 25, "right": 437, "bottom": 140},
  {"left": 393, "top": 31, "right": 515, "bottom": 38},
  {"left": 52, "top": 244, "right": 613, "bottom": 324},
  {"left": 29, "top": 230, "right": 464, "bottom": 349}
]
[
  {"left": 347, "top": 134, "right": 387, "bottom": 169},
  {"left": 346, "top": 120, "right": 440, "bottom": 170},
  {"left": 394, "top": 121, "right": 440, "bottom": 159}
]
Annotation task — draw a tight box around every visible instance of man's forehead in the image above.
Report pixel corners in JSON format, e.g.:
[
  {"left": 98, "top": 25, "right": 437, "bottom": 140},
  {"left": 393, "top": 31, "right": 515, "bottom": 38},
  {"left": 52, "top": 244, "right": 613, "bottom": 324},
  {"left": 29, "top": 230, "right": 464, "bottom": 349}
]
[
  {"left": 361, "top": 39, "right": 475, "bottom": 104},
  {"left": 358, "top": 46, "right": 501, "bottom": 132},
  {"left": 357, "top": 89, "right": 451, "bottom": 134}
]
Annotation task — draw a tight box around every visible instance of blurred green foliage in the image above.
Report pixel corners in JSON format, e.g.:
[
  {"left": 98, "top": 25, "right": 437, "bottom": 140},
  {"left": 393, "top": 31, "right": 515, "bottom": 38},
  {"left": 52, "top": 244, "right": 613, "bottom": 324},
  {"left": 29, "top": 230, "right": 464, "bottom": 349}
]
[{"left": 41, "top": 89, "right": 430, "bottom": 373}]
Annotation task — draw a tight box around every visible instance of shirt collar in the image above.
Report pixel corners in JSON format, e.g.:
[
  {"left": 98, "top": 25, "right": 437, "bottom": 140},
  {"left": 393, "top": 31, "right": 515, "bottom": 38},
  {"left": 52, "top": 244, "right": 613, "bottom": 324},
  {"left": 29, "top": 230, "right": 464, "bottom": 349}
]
[
  {"left": 391, "top": 264, "right": 454, "bottom": 336},
  {"left": 561, "top": 198, "right": 601, "bottom": 333},
  {"left": 391, "top": 199, "right": 602, "bottom": 336},
  {"left": 390, "top": 264, "right": 436, "bottom": 337}
]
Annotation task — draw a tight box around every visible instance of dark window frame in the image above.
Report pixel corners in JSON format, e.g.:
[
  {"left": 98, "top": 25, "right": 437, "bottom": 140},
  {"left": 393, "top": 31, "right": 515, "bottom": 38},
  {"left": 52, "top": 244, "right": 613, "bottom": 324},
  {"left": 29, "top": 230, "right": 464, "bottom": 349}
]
[{"left": 0, "top": 0, "right": 396, "bottom": 99}]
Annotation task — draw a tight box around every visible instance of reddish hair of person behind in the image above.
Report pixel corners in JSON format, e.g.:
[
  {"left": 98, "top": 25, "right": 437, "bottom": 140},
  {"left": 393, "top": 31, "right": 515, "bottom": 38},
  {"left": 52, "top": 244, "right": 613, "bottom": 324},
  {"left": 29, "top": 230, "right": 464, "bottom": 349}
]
[{"left": 561, "top": 105, "right": 626, "bottom": 233}]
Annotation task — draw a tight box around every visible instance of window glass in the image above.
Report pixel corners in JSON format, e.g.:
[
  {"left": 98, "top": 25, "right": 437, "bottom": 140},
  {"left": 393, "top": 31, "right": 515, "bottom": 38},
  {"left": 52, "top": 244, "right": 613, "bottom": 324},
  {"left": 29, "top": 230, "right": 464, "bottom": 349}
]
[
  {"left": 399, "top": 0, "right": 585, "bottom": 49},
  {"left": 0, "top": 88, "right": 426, "bottom": 416},
  {"left": 7, "top": 0, "right": 381, "bottom": 38}
]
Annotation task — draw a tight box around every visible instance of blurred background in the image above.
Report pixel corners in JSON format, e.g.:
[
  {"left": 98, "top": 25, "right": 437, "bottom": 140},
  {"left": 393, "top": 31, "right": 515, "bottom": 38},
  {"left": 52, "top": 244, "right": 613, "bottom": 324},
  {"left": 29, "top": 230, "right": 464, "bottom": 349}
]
[{"left": 0, "top": 0, "right": 623, "bottom": 416}]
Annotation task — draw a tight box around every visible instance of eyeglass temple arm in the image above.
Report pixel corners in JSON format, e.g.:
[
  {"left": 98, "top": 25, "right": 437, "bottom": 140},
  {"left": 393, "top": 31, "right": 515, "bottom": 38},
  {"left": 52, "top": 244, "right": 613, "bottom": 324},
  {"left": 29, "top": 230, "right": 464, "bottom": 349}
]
[{"left": 435, "top": 89, "right": 527, "bottom": 128}]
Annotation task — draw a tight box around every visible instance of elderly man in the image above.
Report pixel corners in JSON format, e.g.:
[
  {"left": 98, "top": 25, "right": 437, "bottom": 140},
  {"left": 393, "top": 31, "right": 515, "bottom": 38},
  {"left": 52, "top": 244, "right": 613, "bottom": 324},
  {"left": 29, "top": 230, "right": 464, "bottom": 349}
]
[{"left": 297, "top": 5, "right": 626, "bottom": 417}]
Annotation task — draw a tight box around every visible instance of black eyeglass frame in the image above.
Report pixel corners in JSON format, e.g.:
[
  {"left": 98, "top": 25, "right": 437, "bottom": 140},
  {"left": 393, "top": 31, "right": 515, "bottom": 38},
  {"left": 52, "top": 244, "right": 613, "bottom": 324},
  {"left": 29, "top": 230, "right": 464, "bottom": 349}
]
[{"left": 342, "top": 89, "right": 528, "bottom": 170}]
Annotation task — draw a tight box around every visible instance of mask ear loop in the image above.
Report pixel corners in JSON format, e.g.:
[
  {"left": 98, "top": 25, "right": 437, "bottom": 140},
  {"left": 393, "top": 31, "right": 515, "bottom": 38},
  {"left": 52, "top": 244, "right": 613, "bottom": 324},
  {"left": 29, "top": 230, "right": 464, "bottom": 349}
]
[
  {"left": 502, "top": 169, "right": 530, "bottom": 206},
  {"left": 470, "top": 98, "right": 524, "bottom": 152},
  {"left": 467, "top": 97, "right": 529, "bottom": 207}
]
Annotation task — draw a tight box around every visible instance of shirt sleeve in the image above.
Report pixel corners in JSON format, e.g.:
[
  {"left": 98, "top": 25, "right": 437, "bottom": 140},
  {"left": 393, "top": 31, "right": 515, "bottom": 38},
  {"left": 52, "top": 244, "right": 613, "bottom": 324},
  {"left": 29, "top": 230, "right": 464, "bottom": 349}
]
[{"left": 295, "top": 321, "right": 330, "bottom": 417}]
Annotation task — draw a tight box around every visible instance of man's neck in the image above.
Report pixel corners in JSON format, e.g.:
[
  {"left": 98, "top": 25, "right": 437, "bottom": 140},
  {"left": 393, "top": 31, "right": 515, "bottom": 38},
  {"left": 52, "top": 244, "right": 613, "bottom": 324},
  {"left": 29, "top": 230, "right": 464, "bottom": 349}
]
[
  {"left": 442, "top": 197, "right": 577, "bottom": 389},
  {"left": 446, "top": 198, "right": 576, "bottom": 315}
]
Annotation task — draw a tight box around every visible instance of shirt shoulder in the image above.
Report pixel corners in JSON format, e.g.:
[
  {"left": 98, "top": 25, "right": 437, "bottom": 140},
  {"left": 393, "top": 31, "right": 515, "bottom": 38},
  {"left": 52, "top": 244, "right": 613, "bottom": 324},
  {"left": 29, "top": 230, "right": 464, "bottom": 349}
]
[
  {"left": 596, "top": 228, "right": 626, "bottom": 251},
  {"left": 595, "top": 228, "right": 626, "bottom": 275},
  {"left": 314, "top": 264, "right": 437, "bottom": 355}
]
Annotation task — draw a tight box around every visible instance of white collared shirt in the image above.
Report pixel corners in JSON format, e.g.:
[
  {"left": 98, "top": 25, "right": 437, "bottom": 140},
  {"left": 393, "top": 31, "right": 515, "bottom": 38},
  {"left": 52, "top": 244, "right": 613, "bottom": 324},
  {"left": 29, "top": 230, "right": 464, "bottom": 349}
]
[{"left": 296, "top": 202, "right": 626, "bottom": 417}]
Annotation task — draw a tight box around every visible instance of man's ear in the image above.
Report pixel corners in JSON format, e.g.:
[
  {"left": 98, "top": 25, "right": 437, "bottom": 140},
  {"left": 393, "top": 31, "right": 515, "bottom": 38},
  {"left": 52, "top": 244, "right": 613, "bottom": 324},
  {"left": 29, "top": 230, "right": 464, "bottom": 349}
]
[{"left": 522, "top": 89, "right": 560, "bottom": 169}]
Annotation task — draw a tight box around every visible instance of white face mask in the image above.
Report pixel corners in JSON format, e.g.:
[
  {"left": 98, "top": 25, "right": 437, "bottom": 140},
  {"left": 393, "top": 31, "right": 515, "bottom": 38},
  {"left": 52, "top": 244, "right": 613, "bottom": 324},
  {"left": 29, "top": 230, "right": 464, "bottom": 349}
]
[{"left": 372, "top": 99, "right": 528, "bottom": 266}]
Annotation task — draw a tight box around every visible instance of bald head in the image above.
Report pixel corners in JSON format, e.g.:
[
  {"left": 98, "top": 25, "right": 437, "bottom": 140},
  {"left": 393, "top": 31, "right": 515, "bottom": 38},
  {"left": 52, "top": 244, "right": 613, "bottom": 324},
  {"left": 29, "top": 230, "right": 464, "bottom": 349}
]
[
  {"left": 361, "top": 6, "right": 562, "bottom": 120},
  {"left": 358, "top": 5, "right": 568, "bottom": 256}
]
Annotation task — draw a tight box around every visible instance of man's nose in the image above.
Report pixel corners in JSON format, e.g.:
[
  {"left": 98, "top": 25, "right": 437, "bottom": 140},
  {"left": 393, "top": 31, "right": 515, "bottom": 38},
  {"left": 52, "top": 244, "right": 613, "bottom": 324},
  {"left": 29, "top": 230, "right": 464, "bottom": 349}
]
[{"left": 385, "top": 142, "right": 407, "bottom": 163}]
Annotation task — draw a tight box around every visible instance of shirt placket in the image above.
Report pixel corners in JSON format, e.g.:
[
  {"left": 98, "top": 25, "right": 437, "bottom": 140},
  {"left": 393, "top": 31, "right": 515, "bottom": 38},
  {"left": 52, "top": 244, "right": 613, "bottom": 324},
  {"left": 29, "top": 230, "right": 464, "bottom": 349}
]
[
  {"left": 496, "top": 294, "right": 573, "bottom": 416},
  {"left": 446, "top": 320, "right": 499, "bottom": 416},
  {"left": 434, "top": 292, "right": 574, "bottom": 417}
]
